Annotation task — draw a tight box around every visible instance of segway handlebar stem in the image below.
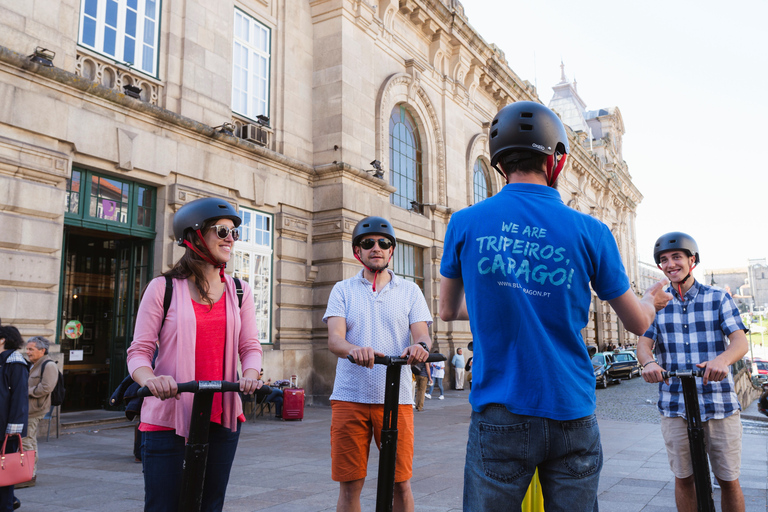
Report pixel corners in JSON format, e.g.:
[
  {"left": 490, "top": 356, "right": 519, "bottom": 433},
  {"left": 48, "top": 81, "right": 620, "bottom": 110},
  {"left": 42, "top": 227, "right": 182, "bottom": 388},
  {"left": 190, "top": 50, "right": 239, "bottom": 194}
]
[
  {"left": 136, "top": 380, "right": 242, "bottom": 398},
  {"left": 346, "top": 353, "right": 447, "bottom": 365},
  {"left": 661, "top": 369, "right": 706, "bottom": 379}
]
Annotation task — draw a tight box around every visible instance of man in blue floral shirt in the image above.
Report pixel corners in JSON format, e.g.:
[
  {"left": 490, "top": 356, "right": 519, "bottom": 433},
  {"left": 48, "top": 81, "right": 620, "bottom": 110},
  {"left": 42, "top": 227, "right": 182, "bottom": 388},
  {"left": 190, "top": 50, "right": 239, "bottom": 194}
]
[{"left": 639, "top": 232, "right": 748, "bottom": 512}]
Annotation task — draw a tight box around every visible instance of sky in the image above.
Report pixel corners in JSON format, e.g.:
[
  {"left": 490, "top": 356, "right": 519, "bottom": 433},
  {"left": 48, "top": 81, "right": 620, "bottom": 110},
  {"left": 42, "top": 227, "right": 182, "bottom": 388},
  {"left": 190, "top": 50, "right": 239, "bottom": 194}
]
[{"left": 461, "top": 0, "right": 768, "bottom": 280}]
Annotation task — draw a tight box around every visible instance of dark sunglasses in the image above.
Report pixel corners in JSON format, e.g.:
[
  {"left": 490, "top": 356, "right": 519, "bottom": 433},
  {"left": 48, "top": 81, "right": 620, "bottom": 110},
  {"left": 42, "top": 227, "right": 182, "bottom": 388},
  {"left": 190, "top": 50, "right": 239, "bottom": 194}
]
[
  {"left": 210, "top": 224, "right": 240, "bottom": 241},
  {"left": 359, "top": 238, "right": 393, "bottom": 250}
]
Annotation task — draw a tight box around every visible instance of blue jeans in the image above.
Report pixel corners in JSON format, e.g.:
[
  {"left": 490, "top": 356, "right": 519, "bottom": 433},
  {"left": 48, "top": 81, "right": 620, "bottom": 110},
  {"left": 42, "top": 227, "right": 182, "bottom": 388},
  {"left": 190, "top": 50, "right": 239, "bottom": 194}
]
[
  {"left": 464, "top": 405, "right": 602, "bottom": 512},
  {"left": 428, "top": 377, "right": 444, "bottom": 396},
  {"left": 266, "top": 388, "right": 283, "bottom": 417},
  {"left": 142, "top": 422, "right": 241, "bottom": 512}
]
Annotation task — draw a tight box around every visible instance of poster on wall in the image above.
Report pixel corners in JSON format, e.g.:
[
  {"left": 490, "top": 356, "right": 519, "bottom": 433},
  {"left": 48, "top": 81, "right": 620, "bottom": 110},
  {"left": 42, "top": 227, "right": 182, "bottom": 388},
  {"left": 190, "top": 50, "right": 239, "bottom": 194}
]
[
  {"left": 64, "top": 320, "right": 83, "bottom": 339},
  {"left": 69, "top": 349, "right": 84, "bottom": 362}
]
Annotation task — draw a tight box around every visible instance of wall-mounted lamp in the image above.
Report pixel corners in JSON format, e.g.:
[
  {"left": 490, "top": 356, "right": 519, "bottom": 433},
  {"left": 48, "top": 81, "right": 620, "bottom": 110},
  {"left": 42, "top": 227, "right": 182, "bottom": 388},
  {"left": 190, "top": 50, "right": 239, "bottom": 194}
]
[
  {"left": 409, "top": 200, "right": 436, "bottom": 214},
  {"left": 256, "top": 115, "right": 270, "bottom": 127},
  {"left": 366, "top": 160, "right": 384, "bottom": 179},
  {"left": 123, "top": 84, "right": 142, "bottom": 99},
  {"left": 214, "top": 122, "right": 236, "bottom": 136},
  {"left": 29, "top": 47, "right": 55, "bottom": 67}
]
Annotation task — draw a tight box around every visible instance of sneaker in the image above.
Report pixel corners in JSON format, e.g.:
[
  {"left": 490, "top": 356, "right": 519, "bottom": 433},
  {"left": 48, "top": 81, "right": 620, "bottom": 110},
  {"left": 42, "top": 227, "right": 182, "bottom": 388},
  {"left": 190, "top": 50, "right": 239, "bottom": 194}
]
[
  {"left": 438, "top": 395, "right": 444, "bottom": 400},
  {"left": 16, "top": 476, "right": 35, "bottom": 489},
  {"left": 425, "top": 393, "right": 431, "bottom": 399},
  {"left": 13, "top": 497, "right": 20, "bottom": 510}
]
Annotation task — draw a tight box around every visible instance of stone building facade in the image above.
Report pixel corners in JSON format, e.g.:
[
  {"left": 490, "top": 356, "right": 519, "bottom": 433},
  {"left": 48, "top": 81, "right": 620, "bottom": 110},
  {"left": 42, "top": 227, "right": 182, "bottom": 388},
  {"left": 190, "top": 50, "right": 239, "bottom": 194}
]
[{"left": 0, "top": 0, "right": 642, "bottom": 408}]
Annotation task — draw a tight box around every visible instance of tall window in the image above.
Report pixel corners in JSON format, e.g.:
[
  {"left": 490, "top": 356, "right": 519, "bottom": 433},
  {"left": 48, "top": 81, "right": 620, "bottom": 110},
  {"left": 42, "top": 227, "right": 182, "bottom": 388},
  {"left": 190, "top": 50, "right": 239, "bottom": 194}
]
[
  {"left": 78, "top": 0, "right": 160, "bottom": 76},
  {"left": 232, "top": 9, "right": 271, "bottom": 121},
  {"left": 389, "top": 105, "right": 422, "bottom": 210},
  {"left": 473, "top": 158, "right": 491, "bottom": 204},
  {"left": 232, "top": 209, "right": 273, "bottom": 344},
  {"left": 392, "top": 242, "right": 424, "bottom": 294}
]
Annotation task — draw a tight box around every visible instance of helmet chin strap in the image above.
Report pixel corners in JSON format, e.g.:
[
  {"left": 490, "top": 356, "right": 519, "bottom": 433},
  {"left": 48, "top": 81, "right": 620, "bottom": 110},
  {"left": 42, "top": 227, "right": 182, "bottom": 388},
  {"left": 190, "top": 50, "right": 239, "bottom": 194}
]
[
  {"left": 657, "top": 261, "right": 697, "bottom": 302},
  {"left": 354, "top": 252, "right": 393, "bottom": 292},
  {"left": 545, "top": 154, "right": 568, "bottom": 186},
  {"left": 182, "top": 229, "right": 226, "bottom": 283}
]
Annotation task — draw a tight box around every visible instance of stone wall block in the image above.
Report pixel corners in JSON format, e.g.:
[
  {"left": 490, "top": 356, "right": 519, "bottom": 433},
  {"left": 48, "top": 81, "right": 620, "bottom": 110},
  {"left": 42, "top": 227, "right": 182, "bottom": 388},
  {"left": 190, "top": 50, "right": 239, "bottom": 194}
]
[
  {"left": 0, "top": 286, "right": 59, "bottom": 328},
  {"left": 0, "top": 173, "right": 66, "bottom": 219},
  {"left": 0, "top": 211, "right": 63, "bottom": 253},
  {"left": 0, "top": 249, "right": 60, "bottom": 288}
]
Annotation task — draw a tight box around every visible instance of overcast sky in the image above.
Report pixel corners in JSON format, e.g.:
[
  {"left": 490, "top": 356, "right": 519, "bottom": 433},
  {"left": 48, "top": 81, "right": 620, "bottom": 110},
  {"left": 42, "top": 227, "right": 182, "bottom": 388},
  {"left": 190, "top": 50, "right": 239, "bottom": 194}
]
[{"left": 461, "top": 0, "right": 767, "bottom": 279}]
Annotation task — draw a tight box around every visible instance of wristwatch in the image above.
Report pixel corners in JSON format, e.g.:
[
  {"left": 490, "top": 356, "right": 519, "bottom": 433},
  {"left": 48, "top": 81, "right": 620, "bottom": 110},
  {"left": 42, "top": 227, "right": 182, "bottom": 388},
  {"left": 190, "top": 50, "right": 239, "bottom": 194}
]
[{"left": 418, "top": 342, "right": 429, "bottom": 351}]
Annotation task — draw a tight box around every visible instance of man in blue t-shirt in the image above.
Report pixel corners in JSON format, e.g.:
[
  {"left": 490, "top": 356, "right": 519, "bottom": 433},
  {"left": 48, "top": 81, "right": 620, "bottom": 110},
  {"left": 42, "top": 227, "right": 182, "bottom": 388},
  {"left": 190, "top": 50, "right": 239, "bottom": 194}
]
[{"left": 439, "top": 101, "right": 672, "bottom": 511}]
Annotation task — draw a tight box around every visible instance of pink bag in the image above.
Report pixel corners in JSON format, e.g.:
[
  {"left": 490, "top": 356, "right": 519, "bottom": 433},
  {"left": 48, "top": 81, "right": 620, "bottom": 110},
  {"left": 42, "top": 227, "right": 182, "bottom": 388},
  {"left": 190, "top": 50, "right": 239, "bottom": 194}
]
[{"left": 0, "top": 434, "right": 35, "bottom": 487}]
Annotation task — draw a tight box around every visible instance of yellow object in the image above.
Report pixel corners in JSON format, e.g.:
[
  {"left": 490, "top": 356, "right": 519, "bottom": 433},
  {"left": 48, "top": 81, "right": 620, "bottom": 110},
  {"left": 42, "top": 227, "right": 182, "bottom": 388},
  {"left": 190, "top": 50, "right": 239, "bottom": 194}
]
[{"left": 521, "top": 468, "right": 544, "bottom": 512}]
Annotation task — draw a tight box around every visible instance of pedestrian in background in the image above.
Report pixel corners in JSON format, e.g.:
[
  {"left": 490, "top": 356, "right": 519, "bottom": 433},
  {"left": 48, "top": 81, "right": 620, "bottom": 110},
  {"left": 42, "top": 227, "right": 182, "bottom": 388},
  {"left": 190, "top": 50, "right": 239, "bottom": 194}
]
[
  {"left": 451, "top": 348, "right": 465, "bottom": 390},
  {"left": 639, "top": 232, "right": 748, "bottom": 512},
  {"left": 19, "top": 336, "right": 57, "bottom": 488},
  {"left": 411, "top": 361, "right": 429, "bottom": 411},
  {"left": 426, "top": 351, "right": 445, "bottom": 400},
  {"left": 0, "top": 325, "right": 29, "bottom": 511},
  {"left": 439, "top": 101, "right": 672, "bottom": 511}
]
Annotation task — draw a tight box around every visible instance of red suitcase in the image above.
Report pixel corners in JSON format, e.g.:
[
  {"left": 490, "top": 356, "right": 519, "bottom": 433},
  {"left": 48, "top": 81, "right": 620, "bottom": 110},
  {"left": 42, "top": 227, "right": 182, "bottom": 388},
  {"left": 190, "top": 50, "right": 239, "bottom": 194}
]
[{"left": 283, "top": 387, "right": 304, "bottom": 420}]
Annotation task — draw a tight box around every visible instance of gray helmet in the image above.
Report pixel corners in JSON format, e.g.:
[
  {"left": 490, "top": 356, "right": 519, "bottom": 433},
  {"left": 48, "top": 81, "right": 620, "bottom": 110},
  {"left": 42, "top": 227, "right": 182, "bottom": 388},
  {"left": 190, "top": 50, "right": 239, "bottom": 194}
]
[
  {"left": 489, "top": 101, "right": 569, "bottom": 174},
  {"left": 653, "top": 232, "right": 700, "bottom": 265},
  {"left": 352, "top": 216, "right": 396, "bottom": 247},
  {"left": 173, "top": 197, "right": 241, "bottom": 246}
]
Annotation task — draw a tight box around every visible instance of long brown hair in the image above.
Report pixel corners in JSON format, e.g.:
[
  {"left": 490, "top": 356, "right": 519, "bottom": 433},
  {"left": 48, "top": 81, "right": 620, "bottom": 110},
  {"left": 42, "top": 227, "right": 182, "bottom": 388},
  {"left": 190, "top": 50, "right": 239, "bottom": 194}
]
[{"left": 163, "top": 218, "right": 221, "bottom": 307}]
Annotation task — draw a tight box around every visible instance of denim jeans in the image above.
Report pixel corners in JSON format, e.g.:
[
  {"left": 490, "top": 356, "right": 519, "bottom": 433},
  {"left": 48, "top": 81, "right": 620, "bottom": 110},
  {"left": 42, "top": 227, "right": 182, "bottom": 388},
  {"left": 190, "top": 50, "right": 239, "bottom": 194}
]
[
  {"left": 464, "top": 405, "right": 602, "bottom": 512},
  {"left": 428, "top": 377, "right": 443, "bottom": 396},
  {"left": 266, "top": 388, "right": 283, "bottom": 417},
  {"left": 142, "top": 422, "right": 241, "bottom": 512}
]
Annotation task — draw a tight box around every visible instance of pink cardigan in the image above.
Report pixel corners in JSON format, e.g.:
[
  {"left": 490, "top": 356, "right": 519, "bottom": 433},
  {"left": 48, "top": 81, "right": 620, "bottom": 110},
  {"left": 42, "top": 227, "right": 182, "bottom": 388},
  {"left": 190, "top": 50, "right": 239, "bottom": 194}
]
[{"left": 127, "top": 274, "right": 263, "bottom": 438}]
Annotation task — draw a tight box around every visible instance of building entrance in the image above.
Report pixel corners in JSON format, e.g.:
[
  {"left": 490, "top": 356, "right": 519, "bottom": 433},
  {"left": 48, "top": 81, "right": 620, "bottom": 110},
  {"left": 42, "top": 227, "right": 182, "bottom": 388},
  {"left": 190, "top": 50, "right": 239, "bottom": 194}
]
[{"left": 59, "top": 227, "right": 152, "bottom": 410}]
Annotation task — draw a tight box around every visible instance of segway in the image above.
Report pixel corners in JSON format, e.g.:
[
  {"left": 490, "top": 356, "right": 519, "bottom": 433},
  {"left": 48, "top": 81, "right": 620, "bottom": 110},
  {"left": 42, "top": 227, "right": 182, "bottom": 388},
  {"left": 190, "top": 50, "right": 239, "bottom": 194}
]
[
  {"left": 347, "top": 353, "right": 446, "bottom": 512},
  {"left": 137, "top": 380, "right": 242, "bottom": 512},
  {"left": 661, "top": 369, "right": 716, "bottom": 512}
]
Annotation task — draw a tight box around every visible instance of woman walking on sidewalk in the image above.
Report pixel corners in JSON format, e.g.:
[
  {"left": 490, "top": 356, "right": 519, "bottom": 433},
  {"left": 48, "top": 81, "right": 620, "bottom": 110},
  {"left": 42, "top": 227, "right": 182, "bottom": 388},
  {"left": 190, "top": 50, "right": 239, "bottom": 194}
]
[{"left": 426, "top": 351, "right": 445, "bottom": 400}]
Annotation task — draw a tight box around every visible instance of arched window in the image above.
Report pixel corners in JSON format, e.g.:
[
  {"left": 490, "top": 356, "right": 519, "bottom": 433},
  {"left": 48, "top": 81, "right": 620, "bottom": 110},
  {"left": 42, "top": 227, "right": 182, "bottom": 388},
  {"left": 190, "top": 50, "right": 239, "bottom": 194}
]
[
  {"left": 473, "top": 158, "right": 491, "bottom": 204},
  {"left": 389, "top": 105, "right": 422, "bottom": 210}
]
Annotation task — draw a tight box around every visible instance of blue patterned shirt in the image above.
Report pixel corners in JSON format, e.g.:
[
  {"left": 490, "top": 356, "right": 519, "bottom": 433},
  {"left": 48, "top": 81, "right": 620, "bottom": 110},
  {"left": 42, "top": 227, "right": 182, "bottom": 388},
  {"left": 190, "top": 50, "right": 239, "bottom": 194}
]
[{"left": 643, "top": 280, "right": 746, "bottom": 421}]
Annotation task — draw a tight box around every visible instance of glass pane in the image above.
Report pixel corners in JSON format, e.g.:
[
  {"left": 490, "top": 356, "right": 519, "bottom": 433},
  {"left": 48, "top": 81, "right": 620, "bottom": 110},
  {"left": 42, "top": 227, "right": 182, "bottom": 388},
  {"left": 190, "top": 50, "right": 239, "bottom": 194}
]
[
  {"left": 146, "top": 0, "right": 156, "bottom": 19},
  {"left": 103, "top": 27, "right": 116, "bottom": 56},
  {"left": 124, "top": 36, "right": 136, "bottom": 64},
  {"left": 144, "top": 19, "right": 155, "bottom": 45},
  {"left": 105, "top": 0, "right": 118, "bottom": 27},
  {"left": 125, "top": 9, "right": 137, "bottom": 36},
  {"left": 84, "top": 0, "right": 98, "bottom": 17},
  {"left": 82, "top": 17, "right": 97, "bottom": 47},
  {"left": 66, "top": 170, "right": 82, "bottom": 214}
]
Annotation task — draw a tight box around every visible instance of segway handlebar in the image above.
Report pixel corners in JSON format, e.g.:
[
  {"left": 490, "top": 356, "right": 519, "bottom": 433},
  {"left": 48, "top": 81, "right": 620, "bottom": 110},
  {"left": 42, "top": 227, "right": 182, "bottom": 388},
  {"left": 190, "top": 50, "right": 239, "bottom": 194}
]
[
  {"left": 347, "top": 353, "right": 447, "bottom": 365},
  {"left": 661, "top": 369, "right": 706, "bottom": 379},
  {"left": 136, "top": 380, "right": 242, "bottom": 398}
]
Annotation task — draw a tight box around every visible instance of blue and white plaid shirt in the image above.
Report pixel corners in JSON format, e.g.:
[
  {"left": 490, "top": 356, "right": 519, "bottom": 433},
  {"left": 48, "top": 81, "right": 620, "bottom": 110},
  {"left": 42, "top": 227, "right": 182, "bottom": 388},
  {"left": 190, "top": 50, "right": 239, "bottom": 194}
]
[{"left": 643, "top": 280, "right": 746, "bottom": 421}]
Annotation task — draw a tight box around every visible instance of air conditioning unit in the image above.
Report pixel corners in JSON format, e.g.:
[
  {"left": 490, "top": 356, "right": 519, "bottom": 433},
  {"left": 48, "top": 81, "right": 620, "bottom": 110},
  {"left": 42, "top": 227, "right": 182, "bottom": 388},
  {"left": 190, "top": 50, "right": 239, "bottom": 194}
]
[{"left": 242, "top": 123, "right": 268, "bottom": 146}]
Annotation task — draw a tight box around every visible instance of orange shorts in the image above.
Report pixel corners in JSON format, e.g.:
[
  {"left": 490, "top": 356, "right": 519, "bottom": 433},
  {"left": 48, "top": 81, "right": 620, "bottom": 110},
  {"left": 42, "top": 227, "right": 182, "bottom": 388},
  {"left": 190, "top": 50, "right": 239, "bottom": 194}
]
[{"left": 330, "top": 401, "right": 414, "bottom": 483}]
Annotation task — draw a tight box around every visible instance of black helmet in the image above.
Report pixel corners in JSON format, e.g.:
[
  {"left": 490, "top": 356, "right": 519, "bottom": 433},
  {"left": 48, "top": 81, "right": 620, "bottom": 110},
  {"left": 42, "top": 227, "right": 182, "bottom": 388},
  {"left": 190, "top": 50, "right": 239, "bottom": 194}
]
[
  {"left": 653, "top": 232, "right": 700, "bottom": 265},
  {"left": 173, "top": 197, "right": 241, "bottom": 246},
  {"left": 352, "top": 216, "right": 396, "bottom": 247},
  {"left": 489, "top": 101, "right": 569, "bottom": 175}
]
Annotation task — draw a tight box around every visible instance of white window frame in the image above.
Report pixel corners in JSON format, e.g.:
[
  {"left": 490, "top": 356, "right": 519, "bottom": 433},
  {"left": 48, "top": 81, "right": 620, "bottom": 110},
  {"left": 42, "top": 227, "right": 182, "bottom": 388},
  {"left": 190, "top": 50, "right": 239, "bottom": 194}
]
[
  {"left": 78, "top": 0, "right": 160, "bottom": 76},
  {"left": 232, "top": 9, "right": 271, "bottom": 121},
  {"left": 232, "top": 208, "right": 273, "bottom": 344}
]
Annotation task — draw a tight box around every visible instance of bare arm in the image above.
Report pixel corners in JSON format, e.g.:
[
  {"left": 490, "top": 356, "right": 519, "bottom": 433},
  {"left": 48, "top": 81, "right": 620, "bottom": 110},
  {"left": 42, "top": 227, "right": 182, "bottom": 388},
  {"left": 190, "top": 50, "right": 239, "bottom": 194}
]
[
  {"left": 638, "top": 335, "right": 667, "bottom": 385},
  {"left": 439, "top": 276, "right": 469, "bottom": 321},
  {"left": 608, "top": 279, "right": 672, "bottom": 336},
  {"left": 400, "top": 321, "right": 431, "bottom": 365},
  {"left": 327, "top": 316, "right": 382, "bottom": 369}
]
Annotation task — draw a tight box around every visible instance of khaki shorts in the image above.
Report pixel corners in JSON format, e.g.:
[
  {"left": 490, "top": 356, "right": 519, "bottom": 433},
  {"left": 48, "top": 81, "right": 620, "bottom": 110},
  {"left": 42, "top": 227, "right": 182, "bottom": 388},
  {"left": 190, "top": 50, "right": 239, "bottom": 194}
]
[
  {"left": 660, "top": 411, "right": 742, "bottom": 481},
  {"left": 330, "top": 401, "right": 414, "bottom": 483}
]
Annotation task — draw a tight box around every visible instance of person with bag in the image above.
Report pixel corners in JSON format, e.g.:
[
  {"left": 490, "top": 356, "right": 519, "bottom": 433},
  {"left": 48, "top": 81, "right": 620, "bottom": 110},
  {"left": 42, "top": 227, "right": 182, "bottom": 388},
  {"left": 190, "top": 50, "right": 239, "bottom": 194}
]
[
  {"left": 18, "top": 336, "right": 57, "bottom": 489},
  {"left": 126, "top": 197, "right": 264, "bottom": 512},
  {"left": 0, "top": 325, "right": 30, "bottom": 511}
]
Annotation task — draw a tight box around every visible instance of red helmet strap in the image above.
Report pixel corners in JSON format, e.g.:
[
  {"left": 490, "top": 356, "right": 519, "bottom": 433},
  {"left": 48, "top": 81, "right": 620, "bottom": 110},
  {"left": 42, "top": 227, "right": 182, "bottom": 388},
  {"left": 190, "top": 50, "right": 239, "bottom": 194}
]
[
  {"left": 183, "top": 229, "right": 226, "bottom": 282},
  {"left": 545, "top": 154, "right": 567, "bottom": 186},
  {"left": 354, "top": 250, "right": 393, "bottom": 292}
]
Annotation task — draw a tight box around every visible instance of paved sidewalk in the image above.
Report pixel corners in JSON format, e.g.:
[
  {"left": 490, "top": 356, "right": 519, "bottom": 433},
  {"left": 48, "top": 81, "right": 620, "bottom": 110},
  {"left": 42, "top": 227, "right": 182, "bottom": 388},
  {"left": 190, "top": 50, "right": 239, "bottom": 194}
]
[{"left": 13, "top": 389, "right": 768, "bottom": 511}]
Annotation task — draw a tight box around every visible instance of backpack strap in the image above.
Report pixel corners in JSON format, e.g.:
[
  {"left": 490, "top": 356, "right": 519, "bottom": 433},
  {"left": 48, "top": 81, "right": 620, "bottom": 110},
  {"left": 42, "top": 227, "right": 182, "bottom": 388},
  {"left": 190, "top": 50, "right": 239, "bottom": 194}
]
[
  {"left": 234, "top": 277, "right": 243, "bottom": 308},
  {"left": 41, "top": 359, "right": 56, "bottom": 378},
  {"left": 161, "top": 275, "right": 173, "bottom": 329}
]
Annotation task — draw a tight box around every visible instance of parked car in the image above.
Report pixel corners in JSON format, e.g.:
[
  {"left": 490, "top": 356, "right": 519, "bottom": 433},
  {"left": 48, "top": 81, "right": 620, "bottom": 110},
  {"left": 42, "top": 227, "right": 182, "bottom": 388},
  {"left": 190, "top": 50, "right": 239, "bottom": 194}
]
[
  {"left": 591, "top": 352, "right": 621, "bottom": 389},
  {"left": 755, "top": 359, "right": 768, "bottom": 381},
  {"left": 606, "top": 350, "right": 641, "bottom": 380}
]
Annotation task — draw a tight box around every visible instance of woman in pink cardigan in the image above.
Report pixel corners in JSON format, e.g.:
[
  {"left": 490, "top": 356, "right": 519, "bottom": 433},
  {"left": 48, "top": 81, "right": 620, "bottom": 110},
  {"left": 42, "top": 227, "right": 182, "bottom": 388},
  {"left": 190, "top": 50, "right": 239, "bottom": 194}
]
[{"left": 127, "top": 197, "right": 263, "bottom": 512}]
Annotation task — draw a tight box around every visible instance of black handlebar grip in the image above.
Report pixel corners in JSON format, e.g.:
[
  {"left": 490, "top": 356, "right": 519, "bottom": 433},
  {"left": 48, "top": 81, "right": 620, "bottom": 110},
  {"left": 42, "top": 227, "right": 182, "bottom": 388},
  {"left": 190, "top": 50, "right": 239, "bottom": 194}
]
[
  {"left": 346, "top": 353, "right": 447, "bottom": 365},
  {"left": 136, "top": 380, "right": 241, "bottom": 398}
]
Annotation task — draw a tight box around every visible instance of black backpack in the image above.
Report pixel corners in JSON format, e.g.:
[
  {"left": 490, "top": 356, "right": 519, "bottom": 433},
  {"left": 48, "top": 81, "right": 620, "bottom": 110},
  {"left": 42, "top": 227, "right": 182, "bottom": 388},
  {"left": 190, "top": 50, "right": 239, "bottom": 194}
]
[{"left": 41, "top": 359, "right": 65, "bottom": 407}]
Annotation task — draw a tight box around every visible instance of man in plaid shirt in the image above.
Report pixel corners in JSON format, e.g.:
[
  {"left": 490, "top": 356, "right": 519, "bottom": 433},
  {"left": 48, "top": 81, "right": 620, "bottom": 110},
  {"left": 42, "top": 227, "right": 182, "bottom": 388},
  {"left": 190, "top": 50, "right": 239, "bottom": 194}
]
[{"left": 639, "top": 232, "right": 748, "bottom": 512}]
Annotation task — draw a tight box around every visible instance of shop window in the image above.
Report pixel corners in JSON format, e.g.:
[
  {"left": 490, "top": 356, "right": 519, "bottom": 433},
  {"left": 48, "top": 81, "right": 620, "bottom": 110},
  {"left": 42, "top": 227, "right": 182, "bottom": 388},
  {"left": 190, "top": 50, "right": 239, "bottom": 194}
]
[
  {"left": 65, "top": 168, "right": 156, "bottom": 236},
  {"left": 232, "top": 9, "right": 271, "bottom": 121},
  {"left": 392, "top": 242, "right": 424, "bottom": 294},
  {"left": 389, "top": 105, "right": 423, "bottom": 210},
  {"left": 232, "top": 208, "right": 273, "bottom": 344},
  {"left": 473, "top": 158, "right": 491, "bottom": 204},
  {"left": 78, "top": 0, "right": 160, "bottom": 76}
]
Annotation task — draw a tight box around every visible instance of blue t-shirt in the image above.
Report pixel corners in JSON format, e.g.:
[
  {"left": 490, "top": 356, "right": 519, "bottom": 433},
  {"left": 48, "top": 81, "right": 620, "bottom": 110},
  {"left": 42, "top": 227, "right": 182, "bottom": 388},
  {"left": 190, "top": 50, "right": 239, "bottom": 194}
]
[{"left": 440, "top": 183, "right": 630, "bottom": 420}]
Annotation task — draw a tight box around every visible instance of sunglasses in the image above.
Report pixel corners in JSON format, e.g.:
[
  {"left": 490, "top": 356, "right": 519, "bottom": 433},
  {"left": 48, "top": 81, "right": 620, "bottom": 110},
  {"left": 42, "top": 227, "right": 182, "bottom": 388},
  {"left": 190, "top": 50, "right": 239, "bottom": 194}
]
[
  {"left": 359, "top": 238, "right": 393, "bottom": 250},
  {"left": 210, "top": 224, "right": 240, "bottom": 241}
]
